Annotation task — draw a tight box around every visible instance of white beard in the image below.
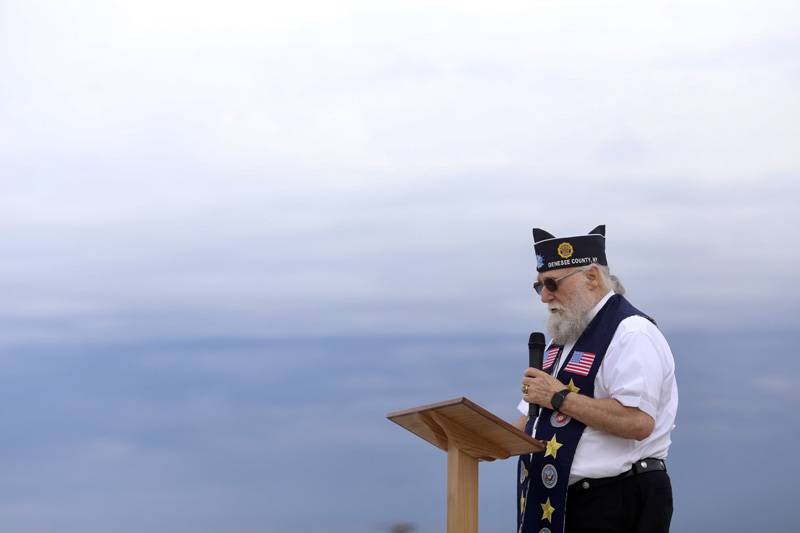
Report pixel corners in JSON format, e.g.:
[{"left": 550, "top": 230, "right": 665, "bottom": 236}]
[{"left": 546, "top": 289, "right": 595, "bottom": 345}]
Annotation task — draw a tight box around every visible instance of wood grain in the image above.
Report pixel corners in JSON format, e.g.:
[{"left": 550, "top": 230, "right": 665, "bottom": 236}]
[{"left": 387, "top": 397, "right": 543, "bottom": 459}]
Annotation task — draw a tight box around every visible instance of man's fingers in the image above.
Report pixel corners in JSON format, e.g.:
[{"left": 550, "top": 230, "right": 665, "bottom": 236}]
[
  {"left": 524, "top": 367, "right": 547, "bottom": 378},
  {"left": 522, "top": 377, "right": 541, "bottom": 392}
]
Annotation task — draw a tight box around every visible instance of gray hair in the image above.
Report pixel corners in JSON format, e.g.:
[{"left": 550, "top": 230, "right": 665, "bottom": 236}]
[{"left": 596, "top": 264, "right": 625, "bottom": 295}]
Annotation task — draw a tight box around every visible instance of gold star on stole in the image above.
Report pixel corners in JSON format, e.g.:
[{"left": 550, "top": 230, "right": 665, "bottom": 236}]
[
  {"left": 541, "top": 497, "right": 555, "bottom": 522},
  {"left": 544, "top": 435, "right": 563, "bottom": 459},
  {"left": 520, "top": 494, "right": 526, "bottom": 514},
  {"left": 566, "top": 379, "right": 580, "bottom": 394}
]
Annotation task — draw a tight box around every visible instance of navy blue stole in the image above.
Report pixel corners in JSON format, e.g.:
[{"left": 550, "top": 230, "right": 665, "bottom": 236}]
[{"left": 517, "top": 295, "right": 652, "bottom": 533}]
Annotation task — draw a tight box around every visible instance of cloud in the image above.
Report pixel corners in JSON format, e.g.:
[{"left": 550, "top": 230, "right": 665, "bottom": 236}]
[
  {"left": 753, "top": 374, "right": 800, "bottom": 400},
  {"left": 0, "top": 0, "right": 798, "bottom": 342},
  {"left": 2, "top": 0, "right": 799, "bottom": 179},
  {"left": 1, "top": 174, "right": 798, "bottom": 343}
]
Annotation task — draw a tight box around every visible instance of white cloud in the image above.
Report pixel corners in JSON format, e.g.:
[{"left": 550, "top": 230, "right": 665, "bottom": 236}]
[
  {"left": 0, "top": 0, "right": 798, "bottom": 341},
  {"left": 753, "top": 374, "right": 800, "bottom": 400}
]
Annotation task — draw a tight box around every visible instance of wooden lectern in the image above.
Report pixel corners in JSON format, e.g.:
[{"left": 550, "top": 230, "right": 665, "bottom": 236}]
[{"left": 387, "top": 397, "right": 544, "bottom": 533}]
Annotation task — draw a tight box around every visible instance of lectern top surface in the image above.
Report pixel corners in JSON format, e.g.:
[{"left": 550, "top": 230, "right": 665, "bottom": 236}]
[{"left": 387, "top": 397, "right": 544, "bottom": 460}]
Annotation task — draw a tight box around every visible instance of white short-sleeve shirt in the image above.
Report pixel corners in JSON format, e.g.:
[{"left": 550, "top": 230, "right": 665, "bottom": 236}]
[{"left": 518, "top": 291, "right": 678, "bottom": 484}]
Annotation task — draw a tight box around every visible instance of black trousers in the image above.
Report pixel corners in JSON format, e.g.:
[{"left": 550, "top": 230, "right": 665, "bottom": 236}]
[{"left": 565, "top": 471, "right": 673, "bottom": 533}]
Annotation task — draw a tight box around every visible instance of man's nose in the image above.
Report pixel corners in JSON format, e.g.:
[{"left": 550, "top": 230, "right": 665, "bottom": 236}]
[{"left": 540, "top": 286, "right": 554, "bottom": 304}]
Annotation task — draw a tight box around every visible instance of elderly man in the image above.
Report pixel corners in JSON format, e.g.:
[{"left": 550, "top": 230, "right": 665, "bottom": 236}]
[{"left": 515, "top": 225, "right": 677, "bottom": 533}]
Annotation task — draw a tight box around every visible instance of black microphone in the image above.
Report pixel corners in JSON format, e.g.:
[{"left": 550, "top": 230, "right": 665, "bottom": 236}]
[{"left": 527, "top": 332, "right": 546, "bottom": 418}]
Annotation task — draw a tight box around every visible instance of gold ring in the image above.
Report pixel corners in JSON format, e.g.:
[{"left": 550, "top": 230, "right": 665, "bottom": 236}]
[{"left": 522, "top": 383, "right": 529, "bottom": 394}]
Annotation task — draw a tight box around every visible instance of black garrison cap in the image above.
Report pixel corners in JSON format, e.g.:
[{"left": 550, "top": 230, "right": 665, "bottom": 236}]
[{"left": 533, "top": 225, "right": 607, "bottom": 272}]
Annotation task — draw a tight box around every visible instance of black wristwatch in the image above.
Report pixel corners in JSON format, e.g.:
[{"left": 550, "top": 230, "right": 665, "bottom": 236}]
[{"left": 551, "top": 388, "right": 571, "bottom": 412}]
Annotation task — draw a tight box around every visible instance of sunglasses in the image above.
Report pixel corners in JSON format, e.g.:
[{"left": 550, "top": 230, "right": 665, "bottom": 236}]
[{"left": 533, "top": 267, "right": 589, "bottom": 295}]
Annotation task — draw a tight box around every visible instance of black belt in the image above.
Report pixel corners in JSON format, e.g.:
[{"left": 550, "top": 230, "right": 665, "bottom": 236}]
[{"left": 571, "top": 458, "right": 667, "bottom": 492}]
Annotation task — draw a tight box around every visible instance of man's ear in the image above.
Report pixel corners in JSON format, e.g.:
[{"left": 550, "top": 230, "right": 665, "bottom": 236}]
[{"left": 584, "top": 264, "right": 601, "bottom": 289}]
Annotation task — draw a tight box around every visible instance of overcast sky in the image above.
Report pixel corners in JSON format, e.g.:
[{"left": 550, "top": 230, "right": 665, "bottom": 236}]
[
  {"left": 2, "top": 0, "right": 799, "bottom": 345},
  {"left": 1, "top": 1, "right": 799, "bottom": 532}
]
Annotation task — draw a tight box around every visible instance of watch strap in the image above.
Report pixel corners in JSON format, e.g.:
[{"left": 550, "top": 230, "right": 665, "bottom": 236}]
[{"left": 551, "top": 388, "right": 571, "bottom": 411}]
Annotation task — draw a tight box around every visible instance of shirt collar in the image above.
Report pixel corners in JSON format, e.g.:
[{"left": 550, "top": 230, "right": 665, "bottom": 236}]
[{"left": 587, "top": 290, "right": 615, "bottom": 323}]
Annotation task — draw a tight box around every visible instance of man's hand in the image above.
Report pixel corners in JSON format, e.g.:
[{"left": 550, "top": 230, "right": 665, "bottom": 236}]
[
  {"left": 520, "top": 368, "right": 655, "bottom": 440},
  {"left": 521, "top": 367, "right": 565, "bottom": 409}
]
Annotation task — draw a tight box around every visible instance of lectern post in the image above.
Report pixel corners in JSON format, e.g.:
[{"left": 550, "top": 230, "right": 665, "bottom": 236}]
[
  {"left": 447, "top": 444, "right": 478, "bottom": 532},
  {"left": 387, "top": 397, "right": 544, "bottom": 533}
]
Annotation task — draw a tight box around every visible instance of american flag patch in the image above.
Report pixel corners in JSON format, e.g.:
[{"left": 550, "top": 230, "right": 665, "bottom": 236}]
[
  {"left": 563, "top": 351, "right": 596, "bottom": 376},
  {"left": 543, "top": 346, "right": 560, "bottom": 370}
]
